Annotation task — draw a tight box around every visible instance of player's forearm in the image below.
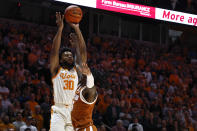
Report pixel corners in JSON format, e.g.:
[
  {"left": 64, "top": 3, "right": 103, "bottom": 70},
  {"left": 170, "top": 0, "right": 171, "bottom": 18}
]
[
  {"left": 74, "top": 27, "right": 87, "bottom": 64},
  {"left": 51, "top": 29, "right": 62, "bottom": 54}
]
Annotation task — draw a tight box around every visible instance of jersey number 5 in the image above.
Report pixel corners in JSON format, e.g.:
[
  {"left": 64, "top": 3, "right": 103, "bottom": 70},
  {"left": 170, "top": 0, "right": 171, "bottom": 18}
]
[{"left": 63, "top": 80, "right": 74, "bottom": 90}]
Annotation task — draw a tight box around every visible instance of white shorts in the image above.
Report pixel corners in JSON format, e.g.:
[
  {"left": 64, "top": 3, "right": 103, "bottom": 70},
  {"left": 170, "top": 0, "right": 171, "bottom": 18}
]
[{"left": 50, "top": 104, "right": 74, "bottom": 131}]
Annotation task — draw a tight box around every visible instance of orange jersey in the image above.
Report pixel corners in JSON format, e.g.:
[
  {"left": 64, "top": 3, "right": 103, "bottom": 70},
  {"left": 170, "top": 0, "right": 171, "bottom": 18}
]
[{"left": 71, "top": 86, "right": 97, "bottom": 130}]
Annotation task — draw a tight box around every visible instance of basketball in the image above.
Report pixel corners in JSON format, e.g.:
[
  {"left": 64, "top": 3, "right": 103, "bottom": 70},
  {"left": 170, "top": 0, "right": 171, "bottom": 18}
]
[{"left": 64, "top": 5, "right": 83, "bottom": 24}]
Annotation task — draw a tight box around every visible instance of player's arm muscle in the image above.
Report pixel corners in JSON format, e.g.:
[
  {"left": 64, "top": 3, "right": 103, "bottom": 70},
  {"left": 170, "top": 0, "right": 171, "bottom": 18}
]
[
  {"left": 70, "top": 24, "right": 87, "bottom": 65},
  {"left": 50, "top": 12, "right": 64, "bottom": 77},
  {"left": 69, "top": 33, "right": 82, "bottom": 66},
  {"left": 74, "top": 26, "right": 87, "bottom": 64}
]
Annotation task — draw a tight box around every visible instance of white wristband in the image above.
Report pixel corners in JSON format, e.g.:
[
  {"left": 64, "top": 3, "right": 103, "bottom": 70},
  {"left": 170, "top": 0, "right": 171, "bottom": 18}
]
[{"left": 86, "top": 73, "right": 94, "bottom": 88}]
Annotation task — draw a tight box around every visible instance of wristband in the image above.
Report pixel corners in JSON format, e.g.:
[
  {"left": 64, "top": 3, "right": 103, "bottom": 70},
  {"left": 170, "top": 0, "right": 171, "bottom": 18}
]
[{"left": 86, "top": 73, "right": 94, "bottom": 88}]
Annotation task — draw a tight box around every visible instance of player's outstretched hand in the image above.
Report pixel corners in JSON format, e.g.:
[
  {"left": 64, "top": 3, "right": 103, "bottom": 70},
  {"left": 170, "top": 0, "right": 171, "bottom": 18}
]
[
  {"left": 56, "top": 12, "right": 64, "bottom": 31},
  {"left": 78, "top": 64, "right": 91, "bottom": 76}
]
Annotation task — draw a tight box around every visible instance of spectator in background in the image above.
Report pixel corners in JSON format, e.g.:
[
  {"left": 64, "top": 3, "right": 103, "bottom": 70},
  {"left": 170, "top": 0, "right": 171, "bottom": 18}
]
[
  {"left": 128, "top": 118, "right": 143, "bottom": 131},
  {"left": 98, "top": 124, "right": 107, "bottom": 131},
  {"left": 27, "top": 93, "right": 38, "bottom": 113},
  {"left": 111, "top": 119, "right": 126, "bottom": 131},
  {"left": 32, "top": 105, "right": 43, "bottom": 131},
  {"left": 0, "top": 79, "right": 10, "bottom": 95},
  {"left": 13, "top": 112, "right": 26, "bottom": 131},
  {"left": 1, "top": 94, "right": 12, "bottom": 112},
  {"left": 97, "top": 94, "right": 111, "bottom": 115},
  {"left": 20, "top": 116, "right": 37, "bottom": 131},
  {"left": 104, "top": 99, "right": 120, "bottom": 126},
  {"left": 40, "top": 96, "right": 50, "bottom": 130},
  {"left": 0, "top": 115, "right": 16, "bottom": 131},
  {"left": 185, "top": 0, "right": 196, "bottom": 13}
]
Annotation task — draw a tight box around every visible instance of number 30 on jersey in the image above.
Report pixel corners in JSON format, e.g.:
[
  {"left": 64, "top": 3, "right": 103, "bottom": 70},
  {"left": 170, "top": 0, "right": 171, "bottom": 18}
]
[{"left": 63, "top": 80, "right": 74, "bottom": 90}]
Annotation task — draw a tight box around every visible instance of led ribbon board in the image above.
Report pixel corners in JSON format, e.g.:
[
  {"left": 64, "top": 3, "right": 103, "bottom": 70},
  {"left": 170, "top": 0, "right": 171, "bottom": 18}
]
[{"left": 55, "top": 0, "right": 197, "bottom": 26}]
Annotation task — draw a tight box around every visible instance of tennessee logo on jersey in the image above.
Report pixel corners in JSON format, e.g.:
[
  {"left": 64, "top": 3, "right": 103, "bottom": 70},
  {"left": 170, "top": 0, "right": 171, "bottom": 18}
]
[{"left": 56, "top": 67, "right": 77, "bottom": 91}]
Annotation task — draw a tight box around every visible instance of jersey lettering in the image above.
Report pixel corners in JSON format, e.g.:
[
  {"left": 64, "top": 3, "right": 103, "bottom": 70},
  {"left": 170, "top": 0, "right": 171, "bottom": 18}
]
[{"left": 60, "top": 73, "right": 75, "bottom": 79}]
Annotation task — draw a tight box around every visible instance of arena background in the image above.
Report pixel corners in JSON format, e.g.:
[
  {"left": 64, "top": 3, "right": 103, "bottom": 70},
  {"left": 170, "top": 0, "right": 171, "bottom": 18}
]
[{"left": 0, "top": 0, "right": 197, "bottom": 131}]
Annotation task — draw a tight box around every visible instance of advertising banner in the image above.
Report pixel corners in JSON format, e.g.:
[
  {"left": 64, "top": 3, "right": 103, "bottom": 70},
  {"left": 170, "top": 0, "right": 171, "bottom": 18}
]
[{"left": 97, "top": 0, "right": 155, "bottom": 19}]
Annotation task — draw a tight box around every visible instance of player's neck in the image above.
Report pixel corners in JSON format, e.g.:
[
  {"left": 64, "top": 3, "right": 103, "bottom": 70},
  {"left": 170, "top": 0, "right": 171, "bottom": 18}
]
[{"left": 61, "top": 65, "right": 73, "bottom": 70}]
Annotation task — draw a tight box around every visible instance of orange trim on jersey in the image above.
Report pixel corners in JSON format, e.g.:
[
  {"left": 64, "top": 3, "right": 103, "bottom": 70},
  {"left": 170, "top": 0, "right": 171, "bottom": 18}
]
[
  {"left": 52, "top": 67, "right": 62, "bottom": 79},
  {"left": 74, "top": 66, "right": 77, "bottom": 70}
]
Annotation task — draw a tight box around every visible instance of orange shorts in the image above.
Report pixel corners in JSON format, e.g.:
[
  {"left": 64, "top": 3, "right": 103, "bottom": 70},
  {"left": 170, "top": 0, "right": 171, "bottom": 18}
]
[{"left": 76, "top": 125, "right": 97, "bottom": 131}]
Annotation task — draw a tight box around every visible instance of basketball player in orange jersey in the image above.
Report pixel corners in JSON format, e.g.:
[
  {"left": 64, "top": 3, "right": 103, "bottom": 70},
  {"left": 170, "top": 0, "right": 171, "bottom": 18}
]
[
  {"left": 71, "top": 66, "right": 98, "bottom": 130},
  {"left": 50, "top": 12, "right": 87, "bottom": 131}
]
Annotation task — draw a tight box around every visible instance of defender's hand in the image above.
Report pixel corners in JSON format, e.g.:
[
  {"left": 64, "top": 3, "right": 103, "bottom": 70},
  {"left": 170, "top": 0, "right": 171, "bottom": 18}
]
[{"left": 78, "top": 64, "right": 91, "bottom": 76}]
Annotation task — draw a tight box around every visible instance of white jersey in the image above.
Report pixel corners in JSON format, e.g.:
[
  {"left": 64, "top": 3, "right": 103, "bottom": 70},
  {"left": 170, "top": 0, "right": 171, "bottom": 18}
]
[{"left": 52, "top": 67, "right": 78, "bottom": 105}]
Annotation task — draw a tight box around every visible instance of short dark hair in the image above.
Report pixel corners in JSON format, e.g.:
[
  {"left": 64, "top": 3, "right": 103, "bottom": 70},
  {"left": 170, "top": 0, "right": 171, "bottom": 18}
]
[{"left": 59, "top": 47, "right": 74, "bottom": 59}]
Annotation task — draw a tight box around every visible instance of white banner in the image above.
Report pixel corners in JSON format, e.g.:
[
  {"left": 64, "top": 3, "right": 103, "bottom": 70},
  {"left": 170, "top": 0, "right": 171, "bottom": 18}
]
[
  {"left": 55, "top": 0, "right": 97, "bottom": 8},
  {"left": 155, "top": 8, "right": 197, "bottom": 26}
]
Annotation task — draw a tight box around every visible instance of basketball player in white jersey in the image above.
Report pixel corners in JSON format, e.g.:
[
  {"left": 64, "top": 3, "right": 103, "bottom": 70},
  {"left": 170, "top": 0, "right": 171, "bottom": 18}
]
[{"left": 50, "top": 12, "right": 87, "bottom": 131}]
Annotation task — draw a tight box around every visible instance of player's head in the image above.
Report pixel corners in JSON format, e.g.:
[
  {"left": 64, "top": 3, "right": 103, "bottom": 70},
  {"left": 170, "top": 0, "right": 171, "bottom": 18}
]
[{"left": 59, "top": 47, "right": 75, "bottom": 70}]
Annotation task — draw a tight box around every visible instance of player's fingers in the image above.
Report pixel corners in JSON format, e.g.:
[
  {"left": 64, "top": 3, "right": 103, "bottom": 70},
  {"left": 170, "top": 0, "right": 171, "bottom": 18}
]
[
  {"left": 56, "top": 12, "right": 59, "bottom": 19},
  {"left": 82, "top": 63, "right": 85, "bottom": 66},
  {"left": 56, "top": 12, "right": 60, "bottom": 21},
  {"left": 61, "top": 15, "right": 64, "bottom": 21},
  {"left": 59, "top": 12, "right": 62, "bottom": 20}
]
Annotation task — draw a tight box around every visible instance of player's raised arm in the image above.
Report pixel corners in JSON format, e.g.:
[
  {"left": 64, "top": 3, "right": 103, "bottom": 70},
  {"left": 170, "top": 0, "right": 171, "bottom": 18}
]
[
  {"left": 70, "top": 23, "right": 87, "bottom": 65},
  {"left": 69, "top": 33, "right": 82, "bottom": 65},
  {"left": 50, "top": 12, "right": 64, "bottom": 77}
]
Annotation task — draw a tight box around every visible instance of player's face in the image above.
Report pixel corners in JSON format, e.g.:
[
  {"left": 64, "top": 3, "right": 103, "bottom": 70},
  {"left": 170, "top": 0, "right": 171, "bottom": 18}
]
[{"left": 61, "top": 51, "right": 74, "bottom": 64}]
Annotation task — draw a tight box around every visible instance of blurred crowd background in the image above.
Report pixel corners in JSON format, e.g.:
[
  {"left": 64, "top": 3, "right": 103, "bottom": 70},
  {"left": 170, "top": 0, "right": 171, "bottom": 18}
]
[
  {"left": 0, "top": 0, "right": 197, "bottom": 131},
  {"left": 0, "top": 18, "right": 197, "bottom": 131}
]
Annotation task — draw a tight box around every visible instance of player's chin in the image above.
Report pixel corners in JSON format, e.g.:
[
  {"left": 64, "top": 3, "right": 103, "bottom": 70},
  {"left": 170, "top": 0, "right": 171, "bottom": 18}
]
[{"left": 67, "top": 59, "right": 74, "bottom": 64}]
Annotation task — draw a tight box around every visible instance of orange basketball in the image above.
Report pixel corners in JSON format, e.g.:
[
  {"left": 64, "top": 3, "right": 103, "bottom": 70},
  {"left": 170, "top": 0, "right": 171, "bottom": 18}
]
[{"left": 64, "top": 5, "right": 83, "bottom": 24}]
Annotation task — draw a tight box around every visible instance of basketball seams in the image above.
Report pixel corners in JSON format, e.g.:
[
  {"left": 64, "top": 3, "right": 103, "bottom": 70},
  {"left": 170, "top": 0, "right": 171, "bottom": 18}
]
[{"left": 65, "top": 5, "right": 83, "bottom": 23}]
